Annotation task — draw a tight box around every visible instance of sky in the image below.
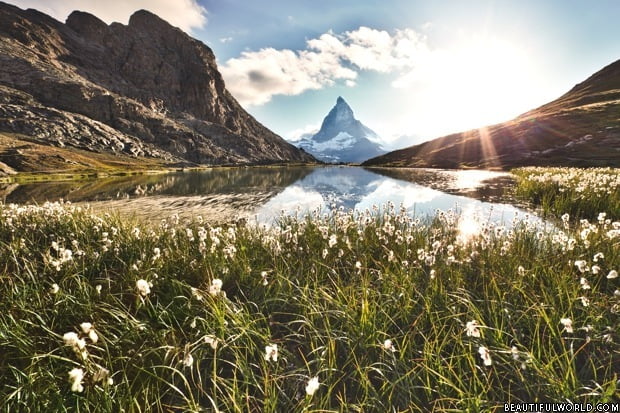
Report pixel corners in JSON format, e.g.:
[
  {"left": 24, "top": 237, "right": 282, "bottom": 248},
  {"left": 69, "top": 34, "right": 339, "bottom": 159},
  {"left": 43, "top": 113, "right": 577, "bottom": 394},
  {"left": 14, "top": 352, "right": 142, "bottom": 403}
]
[{"left": 9, "top": 0, "right": 620, "bottom": 149}]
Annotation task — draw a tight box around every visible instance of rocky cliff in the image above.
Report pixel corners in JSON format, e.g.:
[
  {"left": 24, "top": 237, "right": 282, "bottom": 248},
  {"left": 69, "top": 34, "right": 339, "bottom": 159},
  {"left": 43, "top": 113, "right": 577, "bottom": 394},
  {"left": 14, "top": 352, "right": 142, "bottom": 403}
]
[
  {"left": 0, "top": 2, "right": 314, "bottom": 172},
  {"left": 364, "top": 59, "right": 620, "bottom": 169}
]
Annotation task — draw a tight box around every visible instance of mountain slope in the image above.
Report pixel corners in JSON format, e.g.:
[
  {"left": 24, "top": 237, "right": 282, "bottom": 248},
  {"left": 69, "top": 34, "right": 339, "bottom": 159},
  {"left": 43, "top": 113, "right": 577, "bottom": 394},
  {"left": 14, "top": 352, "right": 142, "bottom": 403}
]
[
  {"left": 0, "top": 2, "right": 314, "bottom": 173},
  {"left": 364, "top": 59, "right": 620, "bottom": 169},
  {"left": 296, "top": 97, "right": 386, "bottom": 163}
]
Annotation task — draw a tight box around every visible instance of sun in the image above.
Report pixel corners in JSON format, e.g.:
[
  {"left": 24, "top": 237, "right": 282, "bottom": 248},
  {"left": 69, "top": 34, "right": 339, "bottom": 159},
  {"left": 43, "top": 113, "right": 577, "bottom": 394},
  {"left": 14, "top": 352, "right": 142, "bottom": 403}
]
[{"left": 397, "top": 35, "right": 542, "bottom": 139}]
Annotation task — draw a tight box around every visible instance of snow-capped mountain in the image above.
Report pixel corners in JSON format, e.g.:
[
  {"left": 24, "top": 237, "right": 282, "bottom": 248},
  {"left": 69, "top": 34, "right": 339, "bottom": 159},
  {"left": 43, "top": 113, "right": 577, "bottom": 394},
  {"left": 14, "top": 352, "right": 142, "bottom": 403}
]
[{"left": 295, "top": 97, "right": 386, "bottom": 163}]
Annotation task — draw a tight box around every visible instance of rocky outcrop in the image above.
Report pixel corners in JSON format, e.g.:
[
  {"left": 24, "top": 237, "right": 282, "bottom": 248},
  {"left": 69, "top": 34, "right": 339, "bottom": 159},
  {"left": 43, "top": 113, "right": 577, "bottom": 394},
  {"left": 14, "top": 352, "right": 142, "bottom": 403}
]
[
  {"left": 364, "top": 59, "right": 620, "bottom": 169},
  {"left": 0, "top": 2, "right": 314, "bottom": 170}
]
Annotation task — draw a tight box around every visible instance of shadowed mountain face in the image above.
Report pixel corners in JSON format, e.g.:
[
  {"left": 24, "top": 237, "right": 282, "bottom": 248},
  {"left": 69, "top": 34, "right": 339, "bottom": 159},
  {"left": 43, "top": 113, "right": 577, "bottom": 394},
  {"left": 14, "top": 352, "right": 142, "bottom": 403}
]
[
  {"left": 295, "top": 97, "right": 386, "bottom": 163},
  {"left": 364, "top": 59, "right": 620, "bottom": 169},
  {"left": 0, "top": 2, "right": 314, "bottom": 172}
]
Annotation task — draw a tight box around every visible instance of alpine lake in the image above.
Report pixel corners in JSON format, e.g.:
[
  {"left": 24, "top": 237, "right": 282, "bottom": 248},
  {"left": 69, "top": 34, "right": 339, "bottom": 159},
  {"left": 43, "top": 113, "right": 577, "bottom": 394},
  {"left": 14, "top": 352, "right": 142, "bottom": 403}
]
[{"left": 0, "top": 166, "right": 541, "bottom": 229}]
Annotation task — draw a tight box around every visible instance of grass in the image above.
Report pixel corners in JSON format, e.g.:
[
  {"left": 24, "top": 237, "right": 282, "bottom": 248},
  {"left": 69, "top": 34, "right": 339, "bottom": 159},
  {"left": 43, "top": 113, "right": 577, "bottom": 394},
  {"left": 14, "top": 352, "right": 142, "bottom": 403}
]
[
  {"left": 513, "top": 167, "right": 620, "bottom": 221},
  {"left": 0, "top": 201, "right": 618, "bottom": 412}
]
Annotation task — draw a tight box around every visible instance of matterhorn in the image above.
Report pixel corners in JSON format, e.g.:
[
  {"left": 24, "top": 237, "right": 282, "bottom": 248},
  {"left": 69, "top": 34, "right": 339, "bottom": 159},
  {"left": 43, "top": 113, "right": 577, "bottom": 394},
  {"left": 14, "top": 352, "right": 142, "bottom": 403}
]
[{"left": 295, "top": 97, "right": 386, "bottom": 163}]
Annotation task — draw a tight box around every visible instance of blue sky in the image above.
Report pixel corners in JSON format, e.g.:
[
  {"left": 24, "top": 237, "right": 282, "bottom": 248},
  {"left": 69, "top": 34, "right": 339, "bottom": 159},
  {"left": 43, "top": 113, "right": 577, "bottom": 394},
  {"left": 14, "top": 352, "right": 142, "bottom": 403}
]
[{"left": 11, "top": 0, "right": 620, "bottom": 148}]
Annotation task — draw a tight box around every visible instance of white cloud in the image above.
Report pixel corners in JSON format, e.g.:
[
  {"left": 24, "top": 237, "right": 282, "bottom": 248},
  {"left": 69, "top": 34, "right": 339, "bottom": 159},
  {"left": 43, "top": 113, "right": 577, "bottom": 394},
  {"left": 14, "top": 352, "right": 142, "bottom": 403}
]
[
  {"left": 11, "top": 0, "right": 207, "bottom": 33},
  {"left": 221, "top": 26, "right": 428, "bottom": 106},
  {"left": 287, "top": 124, "right": 319, "bottom": 142}
]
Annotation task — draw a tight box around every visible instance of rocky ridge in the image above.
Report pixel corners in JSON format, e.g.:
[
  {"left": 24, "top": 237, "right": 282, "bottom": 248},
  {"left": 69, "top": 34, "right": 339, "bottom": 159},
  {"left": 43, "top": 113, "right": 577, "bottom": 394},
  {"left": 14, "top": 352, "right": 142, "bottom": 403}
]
[{"left": 0, "top": 2, "right": 314, "bottom": 173}]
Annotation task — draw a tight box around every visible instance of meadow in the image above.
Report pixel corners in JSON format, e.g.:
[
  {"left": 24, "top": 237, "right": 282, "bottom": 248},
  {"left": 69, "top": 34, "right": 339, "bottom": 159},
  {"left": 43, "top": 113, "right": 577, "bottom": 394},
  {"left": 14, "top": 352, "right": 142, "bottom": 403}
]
[
  {"left": 513, "top": 167, "right": 620, "bottom": 220},
  {"left": 0, "top": 170, "right": 618, "bottom": 411}
]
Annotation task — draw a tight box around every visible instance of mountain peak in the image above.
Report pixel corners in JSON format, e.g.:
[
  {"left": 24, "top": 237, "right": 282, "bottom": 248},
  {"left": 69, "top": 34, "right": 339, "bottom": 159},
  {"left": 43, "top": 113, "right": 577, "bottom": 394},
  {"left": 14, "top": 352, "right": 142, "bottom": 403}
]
[{"left": 294, "top": 97, "right": 386, "bottom": 163}]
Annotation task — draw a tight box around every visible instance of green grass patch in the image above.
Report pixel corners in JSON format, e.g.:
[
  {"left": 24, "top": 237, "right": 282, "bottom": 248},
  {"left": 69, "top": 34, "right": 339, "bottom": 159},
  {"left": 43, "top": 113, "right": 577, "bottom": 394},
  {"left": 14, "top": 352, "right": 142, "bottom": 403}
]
[
  {"left": 512, "top": 167, "right": 620, "bottom": 220},
  {"left": 0, "top": 202, "right": 618, "bottom": 411}
]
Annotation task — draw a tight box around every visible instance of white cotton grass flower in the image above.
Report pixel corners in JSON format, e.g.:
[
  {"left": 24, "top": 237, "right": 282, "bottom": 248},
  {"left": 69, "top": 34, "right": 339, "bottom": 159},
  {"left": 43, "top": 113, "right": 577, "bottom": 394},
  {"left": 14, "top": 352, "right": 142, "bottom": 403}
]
[
  {"left": 607, "top": 270, "right": 618, "bottom": 279},
  {"left": 264, "top": 344, "right": 278, "bottom": 362},
  {"left": 383, "top": 339, "right": 396, "bottom": 352},
  {"left": 518, "top": 266, "right": 526, "bottom": 276},
  {"left": 50, "top": 283, "right": 60, "bottom": 294},
  {"left": 305, "top": 376, "right": 320, "bottom": 396},
  {"left": 261, "top": 271, "right": 269, "bottom": 286},
  {"left": 511, "top": 346, "right": 519, "bottom": 360},
  {"left": 209, "top": 278, "right": 223, "bottom": 296},
  {"left": 68, "top": 368, "right": 84, "bottom": 392},
  {"left": 593, "top": 252, "right": 604, "bottom": 262},
  {"left": 136, "top": 279, "right": 151, "bottom": 297},
  {"left": 191, "top": 287, "right": 204, "bottom": 301},
  {"left": 95, "top": 284, "right": 102, "bottom": 295},
  {"left": 204, "top": 335, "right": 218, "bottom": 350},
  {"left": 478, "top": 346, "right": 492, "bottom": 366},
  {"left": 591, "top": 265, "right": 601, "bottom": 275},
  {"left": 80, "top": 322, "right": 98, "bottom": 343},
  {"left": 63, "top": 332, "right": 86, "bottom": 350},
  {"left": 574, "top": 260, "right": 588, "bottom": 273},
  {"left": 465, "top": 320, "right": 481, "bottom": 338},
  {"left": 183, "top": 352, "right": 194, "bottom": 367},
  {"left": 560, "top": 318, "right": 574, "bottom": 333},
  {"left": 580, "top": 277, "right": 591, "bottom": 290}
]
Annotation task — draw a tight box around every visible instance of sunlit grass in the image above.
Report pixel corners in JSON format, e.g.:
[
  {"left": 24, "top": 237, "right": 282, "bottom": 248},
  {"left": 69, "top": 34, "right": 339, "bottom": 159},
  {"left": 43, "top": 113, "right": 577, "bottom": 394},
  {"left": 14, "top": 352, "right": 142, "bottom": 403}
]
[
  {"left": 513, "top": 167, "right": 620, "bottom": 220},
  {"left": 0, "top": 202, "right": 618, "bottom": 411}
]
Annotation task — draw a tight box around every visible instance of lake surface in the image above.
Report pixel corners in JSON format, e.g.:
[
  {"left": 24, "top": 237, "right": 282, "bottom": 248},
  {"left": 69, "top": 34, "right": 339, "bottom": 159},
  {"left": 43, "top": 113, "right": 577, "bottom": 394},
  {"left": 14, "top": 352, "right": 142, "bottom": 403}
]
[{"left": 0, "top": 166, "right": 535, "bottom": 225}]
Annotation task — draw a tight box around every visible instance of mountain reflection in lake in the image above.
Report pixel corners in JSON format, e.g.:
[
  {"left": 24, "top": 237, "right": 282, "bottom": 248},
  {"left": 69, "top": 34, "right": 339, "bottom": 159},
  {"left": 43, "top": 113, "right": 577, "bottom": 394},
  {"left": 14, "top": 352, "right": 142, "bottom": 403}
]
[{"left": 0, "top": 166, "right": 535, "bottom": 225}]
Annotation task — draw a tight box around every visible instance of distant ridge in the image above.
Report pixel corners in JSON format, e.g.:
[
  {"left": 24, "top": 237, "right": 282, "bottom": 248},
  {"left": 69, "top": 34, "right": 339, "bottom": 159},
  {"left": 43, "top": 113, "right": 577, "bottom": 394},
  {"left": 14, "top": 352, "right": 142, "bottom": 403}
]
[
  {"left": 364, "top": 59, "right": 620, "bottom": 169},
  {"left": 0, "top": 2, "right": 314, "bottom": 173},
  {"left": 295, "top": 97, "right": 386, "bottom": 163}
]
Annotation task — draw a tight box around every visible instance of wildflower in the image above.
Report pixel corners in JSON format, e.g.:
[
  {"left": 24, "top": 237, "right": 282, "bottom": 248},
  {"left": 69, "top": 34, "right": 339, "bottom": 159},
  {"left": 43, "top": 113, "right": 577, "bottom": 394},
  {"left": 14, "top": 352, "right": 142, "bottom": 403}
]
[
  {"left": 95, "top": 284, "right": 102, "bottom": 294},
  {"left": 63, "top": 332, "right": 86, "bottom": 350},
  {"left": 578, "top": 296, "right": 590, "bottom": 307},
  {"left": 478, "top": 346, "right": 492, "bottom": 366},
  {"left": 93, "top": 367, "right": 112, "bottom": 385},
  {"left": 204, "top": 335, "right": 219, "bottom": 350},
  {"left": 305, "top": 376, "right": 320, "bottom": 396},
  {"left": 574, "top": 260, "right": 588, "bottom": 273},
  {"left": 136, "top": 279, "right": 151, "bottom": 297},
  {"left": 607, "top": 270, "right": 618, "bottom": 279},
  {"left": 383, "top": 339, "right": 396, "bottom": 352},
  {"left": 465, "top": 320, "right": 481, "bottom": 338},
  {"left": 511, "top": 346, "right": 519, "bottom": 360},
  {"left": 183, "top": 352, "right": 194, "bottom": 367},
  {"left": 68, "top": 368, "right": 84, "bottom": 392},
  {"left": 80, "top": 322, "right": 98, "bottom": 343},
  {"left": 328, "top": 234, "right": 337, "bottom": 248},
  {"left": 50, "top": 283, "right": 60, "bottom": 294},
  {"left": 560, "top": 318, "right": 573, "bottom": 333},
  {"left": 209, "top": 279, "right": 223, "bottom": 296},
  {"left": 264, "top": 344, "right": 278, "bottom": 362},
  {"left": 191, "top": 287, "right": 204, "bottom": 301}
]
